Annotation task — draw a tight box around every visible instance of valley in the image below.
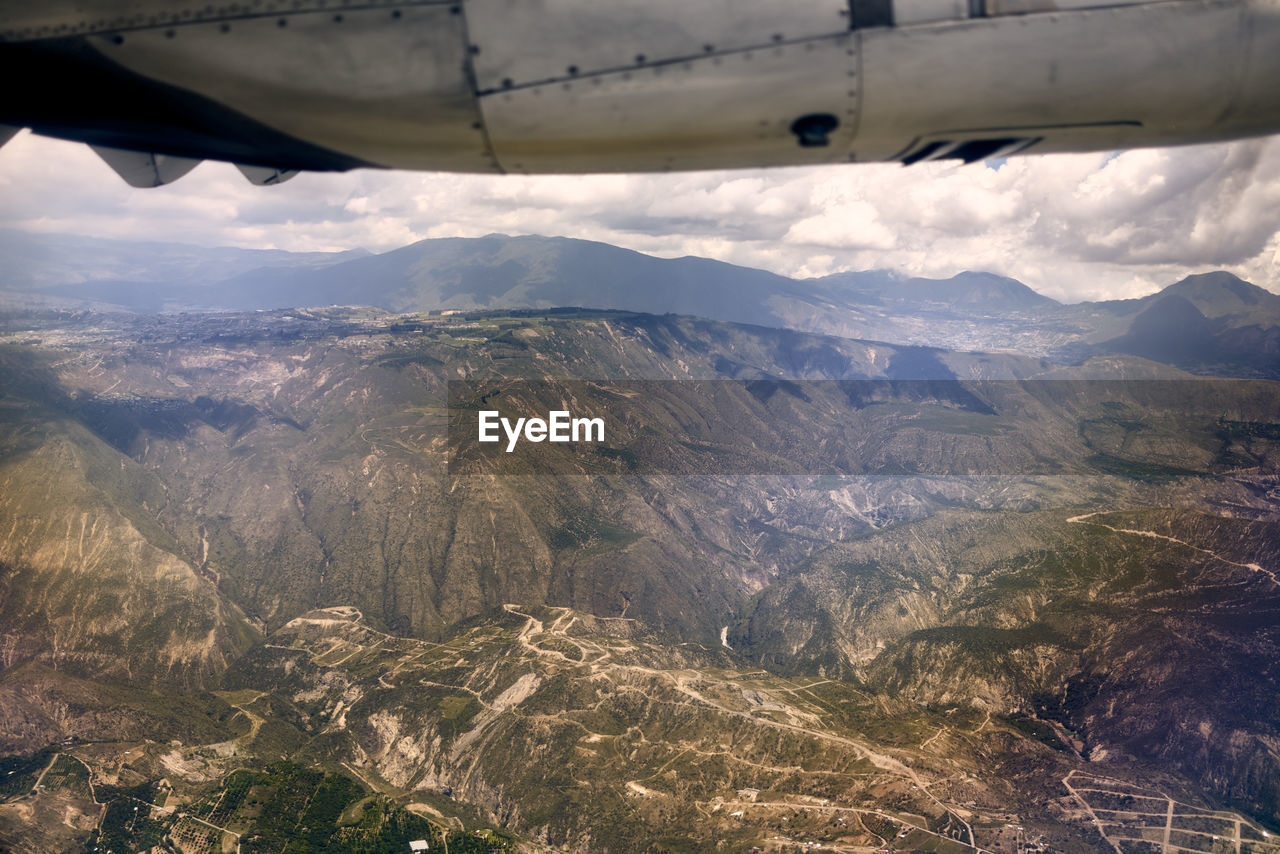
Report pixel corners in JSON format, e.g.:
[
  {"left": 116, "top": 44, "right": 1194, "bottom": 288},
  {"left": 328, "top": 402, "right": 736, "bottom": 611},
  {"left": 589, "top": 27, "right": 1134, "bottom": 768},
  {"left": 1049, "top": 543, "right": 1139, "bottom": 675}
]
[{"left": 0, "top": 306, "right": 1277, "bottom": 852}]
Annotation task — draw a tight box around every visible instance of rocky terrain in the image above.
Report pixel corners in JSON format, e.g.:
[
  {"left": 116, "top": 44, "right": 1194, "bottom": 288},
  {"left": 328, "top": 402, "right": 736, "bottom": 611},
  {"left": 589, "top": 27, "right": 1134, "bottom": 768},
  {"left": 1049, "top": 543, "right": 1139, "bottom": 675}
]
[{"left": 0, "top": 307, "right": 1277, "bottom": 852}]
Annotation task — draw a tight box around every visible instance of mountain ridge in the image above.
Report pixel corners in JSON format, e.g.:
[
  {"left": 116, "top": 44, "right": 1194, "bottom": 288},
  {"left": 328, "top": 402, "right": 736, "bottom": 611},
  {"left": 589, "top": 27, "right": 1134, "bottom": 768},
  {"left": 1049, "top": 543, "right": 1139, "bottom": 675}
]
[
  {"left": 2, "top": 230, "right": 1277, "bottom": 377},
  {"left": 815, "top": 268, "right": 1059, "bottom": 311}
]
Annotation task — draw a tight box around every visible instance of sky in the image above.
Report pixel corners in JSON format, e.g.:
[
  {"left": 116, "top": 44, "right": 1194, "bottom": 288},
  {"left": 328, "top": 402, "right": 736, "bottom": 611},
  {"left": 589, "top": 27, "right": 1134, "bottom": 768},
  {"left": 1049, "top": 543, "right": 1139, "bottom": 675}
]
[{"left": 2, "top": 129, "right": 1280, "bottom": 303}]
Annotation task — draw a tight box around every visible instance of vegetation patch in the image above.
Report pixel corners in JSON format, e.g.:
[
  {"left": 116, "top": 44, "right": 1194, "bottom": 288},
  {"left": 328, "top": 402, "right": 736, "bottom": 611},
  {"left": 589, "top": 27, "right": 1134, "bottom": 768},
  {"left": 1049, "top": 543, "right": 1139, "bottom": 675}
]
[
  {"left": 547, "top": 516, "right": 641, "bottom": 554},
  {"left": 1085, "top": 452, "right": 1202, "bottom": 481},
  {"left": 1003, "top": 713, "right": 1068, "bottom": 751}
]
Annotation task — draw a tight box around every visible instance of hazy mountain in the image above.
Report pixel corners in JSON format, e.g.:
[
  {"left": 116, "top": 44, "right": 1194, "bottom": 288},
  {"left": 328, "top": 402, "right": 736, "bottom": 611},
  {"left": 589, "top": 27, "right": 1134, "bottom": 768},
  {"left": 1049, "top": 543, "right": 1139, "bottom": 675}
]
[
  {"left": 0, "top": 228, "right": 369, "bottom": 291},
  {"left": 817, "top": 269, "right": 1058, "bottom": 312},
  {"left": 209, "top": 233, "right": 811, "bottom": 328},
  {"left": 2, "top": 230, "right": 1277, "bottom": 377},
  {"left": 1130, "top": 270, "right": 1280, "bottom": 318},
  {"left": 1, "top": 306, "right": 1278, "bottom": 852},
  {"left": 1092, "top": 274, "right": 1280, "bottom": 374}
]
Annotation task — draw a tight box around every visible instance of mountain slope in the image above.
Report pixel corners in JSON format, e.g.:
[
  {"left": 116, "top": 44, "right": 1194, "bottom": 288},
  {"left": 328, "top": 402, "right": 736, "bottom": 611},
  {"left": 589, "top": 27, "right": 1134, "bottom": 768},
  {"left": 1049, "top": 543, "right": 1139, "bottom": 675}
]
[
  {"left": 2, "top": 308, "right": 1279, "bottom": 852},
  {"left": 185, "top": 234, "right": 816, "bottom": 329},
  {"left": 736, "top": 507, "right": 1280, "bottom": 818},
  {"left": 0, "top": 350, "right": 258, "bottom": 690},
  {"left": 1095, "top": 274, "right": 1280, "bottom": 374},
  {"left": 1152, "top": 271, "right": 1280, "bottom": 318}
]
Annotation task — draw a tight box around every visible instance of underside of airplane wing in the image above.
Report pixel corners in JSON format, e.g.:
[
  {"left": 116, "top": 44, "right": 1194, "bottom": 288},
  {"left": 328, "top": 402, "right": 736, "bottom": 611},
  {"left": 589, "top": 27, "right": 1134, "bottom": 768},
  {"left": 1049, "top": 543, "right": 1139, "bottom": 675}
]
[{"left": 2, "top": 0, "right": 1279, "bottom": 185}]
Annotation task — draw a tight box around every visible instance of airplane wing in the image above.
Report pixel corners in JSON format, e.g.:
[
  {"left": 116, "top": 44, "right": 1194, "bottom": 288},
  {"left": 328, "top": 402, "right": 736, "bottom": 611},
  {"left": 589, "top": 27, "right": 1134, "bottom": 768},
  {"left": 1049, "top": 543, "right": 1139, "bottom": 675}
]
[{"left": 2, "top": 0, "right": 1279, "bottom": 185}]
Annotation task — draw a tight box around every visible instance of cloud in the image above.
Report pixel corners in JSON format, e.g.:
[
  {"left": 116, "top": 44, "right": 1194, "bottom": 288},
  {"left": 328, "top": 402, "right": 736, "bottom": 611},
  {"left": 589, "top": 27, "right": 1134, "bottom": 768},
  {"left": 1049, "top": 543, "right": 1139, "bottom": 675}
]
[
  {"left": 784, "top": 199, "right": 897, "bottom": 250},
  {"left": 1, "top": 129, "right": 1278, "bottom": 302}
]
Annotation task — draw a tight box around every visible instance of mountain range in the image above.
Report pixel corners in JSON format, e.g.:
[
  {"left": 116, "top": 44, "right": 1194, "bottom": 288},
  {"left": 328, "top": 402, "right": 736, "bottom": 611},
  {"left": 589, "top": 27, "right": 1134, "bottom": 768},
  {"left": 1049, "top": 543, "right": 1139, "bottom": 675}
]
[
  {"left": 0, "top": 305, "right": 1278, "bottom": 852},
  {"left": 3, "top": 229, "right": 1278, "bottom": 378},
  {"left": 2, "top": 227, "right": 1280, "bottom": 852}
]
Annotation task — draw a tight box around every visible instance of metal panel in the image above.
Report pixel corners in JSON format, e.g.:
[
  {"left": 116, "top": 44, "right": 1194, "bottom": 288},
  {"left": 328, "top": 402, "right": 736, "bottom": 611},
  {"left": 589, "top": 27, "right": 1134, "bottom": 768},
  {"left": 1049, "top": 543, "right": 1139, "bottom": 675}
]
[
  {"left": 89, "top": 4, "right": 495, "bottom": 171},
  {"left": 479, "top": 34, "right": 858, "bottom": 173},
  {"left": 853, "top": 0, "right": 1260, "bottom": 161},
  {"left": 895, "top": 0, "right": 968, "bottom": 25},
  {"left": 464, "top": 0, "right": 851, "bottom": 92}
]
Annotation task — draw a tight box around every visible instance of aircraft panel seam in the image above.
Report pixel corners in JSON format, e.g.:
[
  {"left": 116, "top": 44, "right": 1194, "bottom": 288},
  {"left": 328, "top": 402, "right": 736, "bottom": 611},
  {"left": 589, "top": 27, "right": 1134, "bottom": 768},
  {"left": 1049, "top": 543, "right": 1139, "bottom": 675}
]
[
  {"left": 472, "top": 32, "right": 856, "bottom": 97},
  {"left": 456, "top": 0, "right": 502, "bottom": 174},
  {"left": 0, "top": 0, "right": 453, "bottom": 43}
]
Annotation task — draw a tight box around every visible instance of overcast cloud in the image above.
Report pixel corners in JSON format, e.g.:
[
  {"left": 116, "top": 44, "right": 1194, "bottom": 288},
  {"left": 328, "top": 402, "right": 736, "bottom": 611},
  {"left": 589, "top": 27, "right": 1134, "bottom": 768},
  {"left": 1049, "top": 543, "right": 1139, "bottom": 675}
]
[{"left": 2, "top": 130, "right": 1279, "bottom": 303}]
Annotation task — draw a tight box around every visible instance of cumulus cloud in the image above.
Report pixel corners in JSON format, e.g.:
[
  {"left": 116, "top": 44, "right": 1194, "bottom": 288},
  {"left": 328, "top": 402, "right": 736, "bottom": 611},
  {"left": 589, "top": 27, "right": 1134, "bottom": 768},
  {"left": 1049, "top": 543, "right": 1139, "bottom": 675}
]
[
  {"left": 786, "top": 203, "right": 896, "bottom": 250},
  {"left": 1, "top": 129, "right": 1278, "bottom": 302}
]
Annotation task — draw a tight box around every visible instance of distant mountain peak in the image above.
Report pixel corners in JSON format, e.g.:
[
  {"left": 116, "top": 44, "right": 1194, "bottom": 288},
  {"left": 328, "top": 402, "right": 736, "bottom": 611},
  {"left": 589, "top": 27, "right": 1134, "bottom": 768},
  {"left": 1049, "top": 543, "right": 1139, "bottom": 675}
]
[
  {"left": 942, "top": 271, "right": 1058, "bottom": 307},
  {"left": 1158, "top": 271, "right": 1278, "bottom": 315},
  {"left": 817, "top": 268, "right": 1056, "bottom": 310}
]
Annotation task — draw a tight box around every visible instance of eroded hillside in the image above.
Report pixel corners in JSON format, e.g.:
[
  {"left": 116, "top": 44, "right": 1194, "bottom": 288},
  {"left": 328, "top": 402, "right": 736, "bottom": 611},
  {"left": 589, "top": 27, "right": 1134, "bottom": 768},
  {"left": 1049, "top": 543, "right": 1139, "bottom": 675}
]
[{"left": 1, "top": 307, "right": 1277, "bottom": 853}]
